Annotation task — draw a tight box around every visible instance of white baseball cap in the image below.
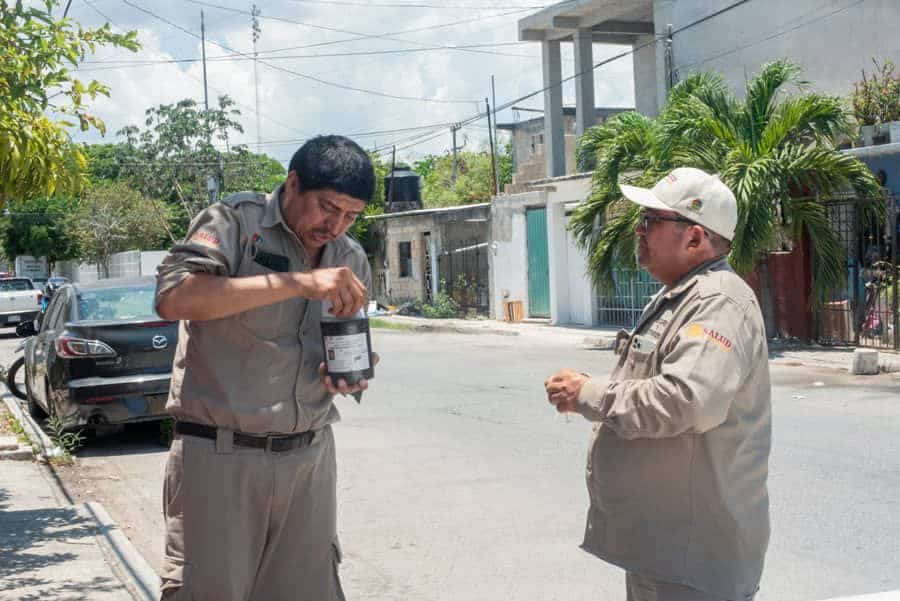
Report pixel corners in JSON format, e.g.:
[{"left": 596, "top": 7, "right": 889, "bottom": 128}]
[{"left": 620, "top": 167, "right": 738, "bottom": 241}]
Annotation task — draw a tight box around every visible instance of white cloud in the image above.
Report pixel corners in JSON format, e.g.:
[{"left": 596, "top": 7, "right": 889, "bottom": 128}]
[{"left": 68, "top": 0, "right": 636, "bottom": 166}]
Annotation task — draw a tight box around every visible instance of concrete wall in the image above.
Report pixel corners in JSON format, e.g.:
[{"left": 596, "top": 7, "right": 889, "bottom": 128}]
[
  {"left": 490, "top": 191, "right": 543, "bottom": 319},
  {"left": 369, "top": 205, "right": 491, "bottom": 306},
  {"left": 490, "top": 175, "right": 596, "bottom": 325},
  {"left": 55, "top": 249, "right": 167, "bottom": 284},
  {"left": 646, "top": 0, "right": 900, "bottom": 114}
]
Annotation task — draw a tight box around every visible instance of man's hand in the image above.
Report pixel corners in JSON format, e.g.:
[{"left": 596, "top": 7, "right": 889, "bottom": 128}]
[
  {"left": 299, "top": 267, "right": 367, "bottom": 318},
  {"left": 318, "top": 353, "right": 380, "bottom": 396},
  {"left": 544, "top": 369, "right": 589, "bottom": 413}
]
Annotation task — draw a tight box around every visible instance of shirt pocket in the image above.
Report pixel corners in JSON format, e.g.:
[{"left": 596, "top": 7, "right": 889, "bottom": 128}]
[
  {"left": 237, "top": 260, "right": 304, "bottom": 340},
  {"left": 622, "top": 334, "right": 659, "bottom": 379}
]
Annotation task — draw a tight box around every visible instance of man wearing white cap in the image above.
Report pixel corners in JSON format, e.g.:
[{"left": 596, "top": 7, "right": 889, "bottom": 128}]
[{"left": 545, "top": 168, "right": 771, "bottom": 601}]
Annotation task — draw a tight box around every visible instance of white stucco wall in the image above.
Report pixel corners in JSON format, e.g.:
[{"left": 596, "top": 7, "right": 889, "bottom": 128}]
[
  {"left": 490, "top": 175, "right": 596, "bottom": 325},
  {"left": 490, "top": 191, "right": 542, "bottom": 320},
  {"left": 140, "top": 251, "right": 168, "bottom": 277},
  {"left": 646, "top": 0, "right": 900, "bottom": 113}
]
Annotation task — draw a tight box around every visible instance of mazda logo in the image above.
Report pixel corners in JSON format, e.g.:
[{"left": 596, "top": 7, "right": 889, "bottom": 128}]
[{"left": 152, "top": 335, "right": 168, "bottom": 350}]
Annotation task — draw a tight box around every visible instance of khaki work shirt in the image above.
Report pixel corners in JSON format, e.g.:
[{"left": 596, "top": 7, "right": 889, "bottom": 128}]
[
  {"left": 577, "top": 257, "right": 771, "bottom": 601},
  {"left": 155, "top": 184, "right": 372, "bottom": 435}
]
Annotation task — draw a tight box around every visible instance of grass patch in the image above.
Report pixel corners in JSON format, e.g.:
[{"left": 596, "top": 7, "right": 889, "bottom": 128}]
[{"left": 369, "top": 317, "right": 414, "bottom": 331}]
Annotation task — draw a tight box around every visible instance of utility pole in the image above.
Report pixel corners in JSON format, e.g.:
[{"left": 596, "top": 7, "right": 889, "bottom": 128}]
[
  {"left": 491, "top": 75, "right": 500, "bottom": 195},
  {"left": 251, "top": 4, "right": 262, "bottom": 149},
  {"left": 486, "top": 98, "right": 498, "bottom": 196},
  {"left": 201, "top": 11, "right": 210, "bottom": 114},
  {"left": 664, "top": 24, "right": 676, "bottom": 91},
  {"left": 450, "top": 123, "right": 465, "bottom": 183}
]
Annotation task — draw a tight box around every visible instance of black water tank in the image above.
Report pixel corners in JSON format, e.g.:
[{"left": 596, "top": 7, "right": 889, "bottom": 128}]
[{"left": 384, "top": 166, "right": 422, "bottom": 213}]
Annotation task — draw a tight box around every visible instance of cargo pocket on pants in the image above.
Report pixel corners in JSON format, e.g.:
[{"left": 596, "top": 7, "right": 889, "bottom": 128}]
[{"left": 333, "top": 540, "right": 345, "bottom": 601}]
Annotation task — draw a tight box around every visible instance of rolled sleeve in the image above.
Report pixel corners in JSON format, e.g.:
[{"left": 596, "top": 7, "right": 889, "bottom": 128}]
[
  {"left": 587, "top": 295, "right": 751, "bottom": 439},
  {"left": 155, "top": 203, "right": 243, "bottom": 306}
]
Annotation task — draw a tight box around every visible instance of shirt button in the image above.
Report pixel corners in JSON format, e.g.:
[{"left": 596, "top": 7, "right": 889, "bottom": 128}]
[{"left": 587, "top": 522, "right": 593, "bottom": 530}]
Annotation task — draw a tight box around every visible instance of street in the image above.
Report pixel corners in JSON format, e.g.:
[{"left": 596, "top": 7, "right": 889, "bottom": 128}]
[{"left": 2, "top": 327, "right": 899, "bottom": 601}]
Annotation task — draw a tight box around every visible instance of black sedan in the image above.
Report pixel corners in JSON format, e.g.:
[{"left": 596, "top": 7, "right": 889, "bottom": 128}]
[{"left": 22, "top": 277, "right": 177, "bottom": 433}]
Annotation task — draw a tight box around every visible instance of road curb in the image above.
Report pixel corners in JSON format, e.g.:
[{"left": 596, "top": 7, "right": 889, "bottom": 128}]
[
  {"left": 83, "top": 501, "right": 161, "bottom": 601},
  {"left": 2, "top": 395, "right": 64, "bottom": 459}
]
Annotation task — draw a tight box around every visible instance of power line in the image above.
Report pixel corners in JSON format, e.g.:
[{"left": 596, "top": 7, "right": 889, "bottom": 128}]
[
  {"left": 184, "top": 0, "right": 535, "bottom": 58},
  {"left": 82, "top": 0, "right": 313, "bottom": 143},
  {"left": 77, "top": 42, "right": 535, "bottom": 71},
  {"left": 121, "top": 0, "right": 482, "bottom": 104},
  {"left": 678, "top": 0, "right": 865, "bottom": 72},
  {"left": 285, "top": 0, "right": 548, "bottom": 8}
]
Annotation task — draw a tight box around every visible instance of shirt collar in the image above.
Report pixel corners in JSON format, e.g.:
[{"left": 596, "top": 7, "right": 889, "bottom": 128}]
[
  {"left": 261, "top": 182, "right": 354, "bottom": 260},
  {"left": 260, "top": 183, "right": 286, "bottom": 229},
  {"left": 663, "top": 255, "right": 731, "bottom": 299}
]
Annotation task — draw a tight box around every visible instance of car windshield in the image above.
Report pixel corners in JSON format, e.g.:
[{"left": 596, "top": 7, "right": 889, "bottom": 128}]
[
  {"left": 0, "top": 279, "right": 33, "bottom": 291},
  {"left": 77, "top": 284, "right": 159, "bottom": 321}
]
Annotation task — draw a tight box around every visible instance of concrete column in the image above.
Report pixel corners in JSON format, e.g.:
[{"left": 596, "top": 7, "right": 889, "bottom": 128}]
[
  {"left": 546, "top": 200, "right": 567, "bottom": 325},
  {"left": 541, "top": 40, "right": 565, "bottom": 177},
  {"left": 573, "top": 28, "right": 595, "bottom": 139},
  {"left": 632, "top": 33, "right": 662, "bottom": 116}
]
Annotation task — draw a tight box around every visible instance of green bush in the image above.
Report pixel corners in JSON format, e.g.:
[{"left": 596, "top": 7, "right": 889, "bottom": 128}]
[{"left": 421, "top": 290, "right": 459, "bottom": 319}]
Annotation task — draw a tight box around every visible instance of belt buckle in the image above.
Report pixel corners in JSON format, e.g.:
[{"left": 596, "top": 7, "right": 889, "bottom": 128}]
[{"left": 266, "top": 434, "right": 294, "bottom": 453}]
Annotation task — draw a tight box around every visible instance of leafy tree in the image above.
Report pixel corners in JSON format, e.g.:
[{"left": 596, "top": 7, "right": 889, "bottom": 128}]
[
  {"left": 347, "top": 153, "right": 389, "bottom": 254},
  {"left": 0, "top": 0, "right": 138, "bottom": 208},
  {"left": 113, "top": 96, "right": 285, "bottom": 239},
  {"left": 71, "top": 182, "right": 171, "bottom": 277},
  {"left": 0, "top": 195, "right": 81, "bottom": 272},
  {"left": 570, "top": 60, "right": 883, "bottom": 320},
  {"left": 414, "top": 145, "right": 513, "bottom": 208}
]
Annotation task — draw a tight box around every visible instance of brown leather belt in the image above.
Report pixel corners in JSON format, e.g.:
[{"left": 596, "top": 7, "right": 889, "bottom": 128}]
[{"left": 175, "top": 421, "right": 315, "bottom": 453}]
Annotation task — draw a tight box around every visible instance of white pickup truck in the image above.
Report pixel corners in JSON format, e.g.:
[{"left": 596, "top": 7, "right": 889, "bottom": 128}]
[{"left": 0, "top": 278, "right": 42, "bottom": 328}]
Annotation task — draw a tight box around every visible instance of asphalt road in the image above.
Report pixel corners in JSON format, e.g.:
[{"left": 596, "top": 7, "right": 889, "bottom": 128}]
[{"left": 1, "top": 328, "right": 899, "bottom": 601}]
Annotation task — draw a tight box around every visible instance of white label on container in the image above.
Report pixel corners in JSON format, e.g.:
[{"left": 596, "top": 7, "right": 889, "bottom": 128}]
[{"left": 323, "top": 333, "right": 370, "bottom": 372}]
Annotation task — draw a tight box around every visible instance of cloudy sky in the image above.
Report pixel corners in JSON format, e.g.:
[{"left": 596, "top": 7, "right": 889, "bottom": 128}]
[{"left": 66, "top": 0, "right": 636, "bottom": 166}]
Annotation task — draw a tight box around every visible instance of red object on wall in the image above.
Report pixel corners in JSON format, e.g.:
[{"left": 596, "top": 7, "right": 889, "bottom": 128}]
[{"left": 767, "top": 230, "right": 814, "bottom": 341}]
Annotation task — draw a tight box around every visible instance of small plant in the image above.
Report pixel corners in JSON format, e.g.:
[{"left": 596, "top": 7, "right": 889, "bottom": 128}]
[
  {"left": 851, "top": 59, "right": 900, "bottom": 126},
  {"left": 44, "top": 414, "right": 84, "bottom": 459},
  {"left": 421, "top": 289, "right": 459, "bottom": 319}
]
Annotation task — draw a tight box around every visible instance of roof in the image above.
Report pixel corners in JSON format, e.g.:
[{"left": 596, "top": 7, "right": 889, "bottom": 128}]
[
  {"left": 518, "top": 0, "right": 654, "bottom": 44},
  {"left": 365, "top": 202, "right": 491, "bottom": 221}
]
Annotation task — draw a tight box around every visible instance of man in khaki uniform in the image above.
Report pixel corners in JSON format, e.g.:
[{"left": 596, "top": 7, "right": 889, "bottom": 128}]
[
  {"left": 154, "top": 135, "right": 376, "bottom": 600},
  {"left": 545, "top": 168, "right": 771, "bottom": 601}
]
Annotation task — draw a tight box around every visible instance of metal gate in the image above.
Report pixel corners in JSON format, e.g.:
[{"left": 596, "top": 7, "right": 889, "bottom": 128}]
[
  {"left": 438, "top": 239, "right": 489, "bottom": 316},
  {"left": 595, "top": 266, "right": 662, "bottom": 328},
  {"left": 816, "top": 193, "right": 898, "bottom": 350},
  {"left": 526, "top": 207, "right": 551, "bottom": 317}
]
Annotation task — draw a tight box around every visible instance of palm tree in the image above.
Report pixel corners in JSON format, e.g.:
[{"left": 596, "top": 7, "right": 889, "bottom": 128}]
[{"left": 570, "top": 60, "right": 883, "bottom": 331}]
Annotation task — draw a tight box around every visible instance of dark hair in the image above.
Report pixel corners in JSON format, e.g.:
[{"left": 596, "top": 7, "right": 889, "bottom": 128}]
[{"left": 288, "top": 135, "right": 375, "bottom": 203}]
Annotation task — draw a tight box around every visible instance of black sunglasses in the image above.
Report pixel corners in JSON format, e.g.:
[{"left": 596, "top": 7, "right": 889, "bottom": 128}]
[{"left": 638, "top": 212, "right": 710, "bottom": 237}]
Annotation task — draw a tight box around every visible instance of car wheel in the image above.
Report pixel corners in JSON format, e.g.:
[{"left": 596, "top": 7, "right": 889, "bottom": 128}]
[{"left": 5, "top": 356, "right": 26, "bottom": 400}]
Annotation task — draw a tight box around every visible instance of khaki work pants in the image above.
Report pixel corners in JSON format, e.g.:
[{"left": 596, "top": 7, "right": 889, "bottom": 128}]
[
  {"left": 626, "top": 572, "right": 751, "bottom": 601},
  {"left": 160, "top": 425, "right": 344, "bottom": 601}
]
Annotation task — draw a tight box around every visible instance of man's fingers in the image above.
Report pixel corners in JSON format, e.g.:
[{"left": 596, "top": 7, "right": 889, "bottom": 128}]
[{"left": 371, "top": 352, "right": 380, "bottom": 367}]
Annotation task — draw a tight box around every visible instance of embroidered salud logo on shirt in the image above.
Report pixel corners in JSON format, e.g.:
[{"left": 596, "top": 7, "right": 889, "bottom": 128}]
[
  {"left": 685, "top": 323, "right": 732, "bottom": 351},
  {"left": 190, "top": 231, "right": 220, "bottom": 247}
]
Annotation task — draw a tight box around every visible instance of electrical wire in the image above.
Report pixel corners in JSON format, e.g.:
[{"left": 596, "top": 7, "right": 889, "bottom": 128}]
[
  {"left": 183, "top": 0, "right": 535, "bottom": 58},
  {"left": 121, "top": 0, "right": 483, "bottom": 104},
  {"left": 285, "top": 0, "right": 548, "bottom": 9}
]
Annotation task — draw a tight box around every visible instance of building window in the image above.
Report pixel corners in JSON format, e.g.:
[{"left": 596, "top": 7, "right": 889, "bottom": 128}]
[{"left": 398, "top": 241, "right": 412, "bottom": 277}]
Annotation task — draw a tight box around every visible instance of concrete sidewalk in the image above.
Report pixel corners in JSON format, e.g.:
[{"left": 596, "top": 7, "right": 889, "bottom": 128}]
[
  {"left": 0, "top": 396, "right": 160, "bottom": 601},
  {"left": 377, "top": 315, "right": 900, "bottom": 374}
]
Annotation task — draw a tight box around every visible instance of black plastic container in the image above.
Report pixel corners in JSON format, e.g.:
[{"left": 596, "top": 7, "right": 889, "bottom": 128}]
[{"left": 320, "top": 304, "right": 374, "bottom": 386}]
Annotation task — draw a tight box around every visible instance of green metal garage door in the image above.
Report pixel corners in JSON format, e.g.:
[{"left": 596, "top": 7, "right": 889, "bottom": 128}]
[{"left": 526, "top": 207, "right": 550, "bottom": 317}]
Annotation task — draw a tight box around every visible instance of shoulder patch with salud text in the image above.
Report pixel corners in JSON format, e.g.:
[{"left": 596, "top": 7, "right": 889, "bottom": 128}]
[{"left": 684, "top": 323, "right": 733, "bottom": 351}]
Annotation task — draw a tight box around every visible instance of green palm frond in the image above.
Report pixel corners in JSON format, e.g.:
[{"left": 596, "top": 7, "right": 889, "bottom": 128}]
[
  {"left": 759, "top": 94, "right": 851, "bottom": 153},
  {"left": 785, "top": 196, "right": 847, "bottom": 304},
  {"left": 572, "top": 59, "right": 884, "bottom": 308},
  {"left": 744, "top": 60, "right": 805, "bottom": 148}
]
